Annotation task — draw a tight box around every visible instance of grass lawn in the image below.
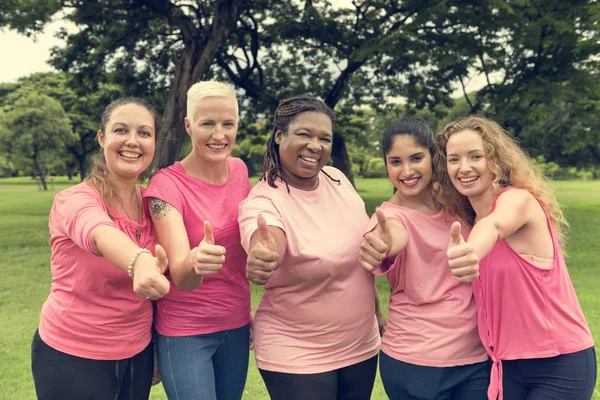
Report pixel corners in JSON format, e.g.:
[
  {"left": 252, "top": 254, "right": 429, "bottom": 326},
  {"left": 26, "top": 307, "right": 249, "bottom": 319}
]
[{"left": 0, "top": 177, "right": 598, "bottom": 399}]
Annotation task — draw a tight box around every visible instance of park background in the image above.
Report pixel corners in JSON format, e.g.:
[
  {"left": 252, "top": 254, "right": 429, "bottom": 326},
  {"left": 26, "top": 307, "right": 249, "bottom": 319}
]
[{"left": 1, "top": 0, "right": 599, "bottom": 399}]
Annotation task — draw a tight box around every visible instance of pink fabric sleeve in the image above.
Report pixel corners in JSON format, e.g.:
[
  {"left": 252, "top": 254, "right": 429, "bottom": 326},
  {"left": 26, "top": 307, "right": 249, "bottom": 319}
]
[
  {"left": 144, "top": 171, "right": 184, "bottom": 214},
  {"left": 363, "top": 206, "right": 407, "bottom": 276},
  {"left": 238, "top": 195, "right": 285, "bottom": 254},
  {"left": 53, "top": 185, "right": 116, "bottom": 254}
]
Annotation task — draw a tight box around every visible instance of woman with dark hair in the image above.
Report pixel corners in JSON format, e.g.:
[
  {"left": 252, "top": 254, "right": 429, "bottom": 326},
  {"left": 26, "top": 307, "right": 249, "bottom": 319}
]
[
  {"left": 435, "top": 116, "right": 595, "bottom": 400},
  {"left": 359, "top": 116, "right": 489, "bottom": 400},
  {"left": 31, "top": 98, "right": 170, "bottom": 400},
  {"left": 238, "top": 96, "right": 380, "bottom": 400}
]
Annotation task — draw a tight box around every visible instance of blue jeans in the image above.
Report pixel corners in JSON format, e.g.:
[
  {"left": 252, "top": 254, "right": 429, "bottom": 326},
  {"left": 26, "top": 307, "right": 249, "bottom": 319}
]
[{"left": 156, "top": 325, "right": 250, "bottom": 400}]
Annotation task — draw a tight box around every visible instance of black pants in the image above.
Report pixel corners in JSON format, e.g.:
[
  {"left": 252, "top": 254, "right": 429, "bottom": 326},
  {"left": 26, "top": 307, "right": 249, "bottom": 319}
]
[
  {"left": 31, "top": 329, "right": 153, "bottom": 400},
  {"left": 503, "top": 347, "right": 597, "bottom": 400},
  {"left": 380, "top": 351, "right": 490, "bottom": 400},
  {"left": 259, "top": 354, "right": 378, "bottom": 400}
]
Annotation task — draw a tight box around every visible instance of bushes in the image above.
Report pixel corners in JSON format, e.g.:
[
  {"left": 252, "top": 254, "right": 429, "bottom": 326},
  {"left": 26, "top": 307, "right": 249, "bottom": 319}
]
[
  {"left": 532, "top": 156, "right": 599, "bottom": 181},
  {"left": 362, "top": 157, "right": 388, "bottom": 178}
]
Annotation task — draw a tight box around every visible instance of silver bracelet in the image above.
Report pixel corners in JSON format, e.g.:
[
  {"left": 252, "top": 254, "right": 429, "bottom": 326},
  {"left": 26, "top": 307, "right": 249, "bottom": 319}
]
[{"left": 128, "top": 248, "right": 151, "bottom": 279}]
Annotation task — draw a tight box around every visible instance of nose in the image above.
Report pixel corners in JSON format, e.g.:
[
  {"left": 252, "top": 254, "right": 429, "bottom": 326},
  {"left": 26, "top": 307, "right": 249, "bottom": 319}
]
[
  {"left": 125, "top": 132, "right": 140, "bottom": 147},
  {"left": 401, "top": 163, "right": 413, "bottom": 176},
  {"left": 458, "top": 159, "right": 471, "bottom": 174},
  {"left": 307, "top": 137, "right": 320, "bottom": 152},
  {"left": 212, "top": 126, "right": 225, "bottom": 140}
]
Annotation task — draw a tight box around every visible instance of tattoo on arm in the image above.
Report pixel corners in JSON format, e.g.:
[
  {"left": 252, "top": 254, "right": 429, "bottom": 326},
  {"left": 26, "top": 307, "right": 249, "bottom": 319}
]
[{"left": 149, "top": 198, "right": 173, "bottom": 220}]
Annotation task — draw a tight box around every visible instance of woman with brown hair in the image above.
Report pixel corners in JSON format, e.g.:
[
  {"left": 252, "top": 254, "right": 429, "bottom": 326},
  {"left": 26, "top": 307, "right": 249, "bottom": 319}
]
[{"left": 31, "top": 98, "right": 170, "bottom": 400}]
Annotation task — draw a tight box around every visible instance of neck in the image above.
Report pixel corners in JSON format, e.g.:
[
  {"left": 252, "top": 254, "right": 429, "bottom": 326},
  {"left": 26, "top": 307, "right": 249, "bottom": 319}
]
[
  {"left": 390, "top": 185, "right": 439, "bottom": 215},
  {"left": 107, "top": 174, "right": 138, "bottom": 203},
  {"left": 468, "top": 187, "right": 500, "bottom": 221},
  {"left": 279, "top": 169, "right": 320, "bottom": 191},
  {"left": 182, "top": 153, "right": 229, "bottom": 184}
]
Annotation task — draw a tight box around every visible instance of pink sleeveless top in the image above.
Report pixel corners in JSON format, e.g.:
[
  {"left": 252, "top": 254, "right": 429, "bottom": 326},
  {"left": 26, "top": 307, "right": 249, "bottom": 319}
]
[{"left": 472, "top": 189, "right": 594, "bottom": 400}]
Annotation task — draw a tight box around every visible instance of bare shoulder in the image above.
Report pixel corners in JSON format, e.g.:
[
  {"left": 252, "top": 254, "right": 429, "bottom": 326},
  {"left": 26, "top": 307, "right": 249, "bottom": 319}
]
[{"left": 495, "top": 188, "right": 537, "bottom": 210}]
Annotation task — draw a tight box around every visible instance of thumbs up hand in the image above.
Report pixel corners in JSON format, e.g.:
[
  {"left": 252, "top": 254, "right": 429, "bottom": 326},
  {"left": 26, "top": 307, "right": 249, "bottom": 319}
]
[
  {"left": 133, "top": 244, "right": 171, "bottom": 300},
  {"left": 246, "top": 215, "right": 280, "bottom": 286},
  {"left": 188, "top": 221, "right": 227, "bottom": 276},
  {"left": 447, "top": 221, "right": 479, "bottom": 283},
  {"left": 360, "top": 209, "right": 392, "bottom": 272}
]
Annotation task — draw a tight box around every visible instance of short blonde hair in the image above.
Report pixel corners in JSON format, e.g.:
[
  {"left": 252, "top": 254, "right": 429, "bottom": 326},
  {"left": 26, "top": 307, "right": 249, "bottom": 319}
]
[{"left": 186, "top": 81, "right": 238, "bottom": 124}]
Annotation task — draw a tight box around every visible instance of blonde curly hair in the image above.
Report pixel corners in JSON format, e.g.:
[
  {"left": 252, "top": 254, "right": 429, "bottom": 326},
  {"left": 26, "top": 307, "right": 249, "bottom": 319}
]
[{"left": 433, "top": 116, "right": 569, "bottom": 249}]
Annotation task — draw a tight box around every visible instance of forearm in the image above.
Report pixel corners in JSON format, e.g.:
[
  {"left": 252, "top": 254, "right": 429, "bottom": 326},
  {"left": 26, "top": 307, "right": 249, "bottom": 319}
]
[
  {"left": 169, "top": 255, "right": 203, "bottom": 291},
  {"left": 92, "top": 225, "right": 145, "bottom": 272},
  {"left": 466, "top": 218, "right": 501, "bottom": 260}
]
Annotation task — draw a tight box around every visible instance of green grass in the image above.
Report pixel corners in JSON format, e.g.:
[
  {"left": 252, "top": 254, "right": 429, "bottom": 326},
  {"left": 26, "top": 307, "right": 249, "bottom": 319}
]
[{"left": 0, "top": 178, "right": 598, "bottom": 399}]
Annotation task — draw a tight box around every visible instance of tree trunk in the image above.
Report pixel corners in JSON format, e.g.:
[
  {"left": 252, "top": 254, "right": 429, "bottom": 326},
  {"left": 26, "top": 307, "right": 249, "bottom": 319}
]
[
  {"left": 78, "top": 154, "right": 87, "bottom": 181},
  {"left": 156, "top": 0, "right": 241, "bottom": 170},
  {"left": 32, "top": 154, "right": 47, "bottom": 191},
  {"left": 324, "top": 62, "right": 363, "bottom": 186}
]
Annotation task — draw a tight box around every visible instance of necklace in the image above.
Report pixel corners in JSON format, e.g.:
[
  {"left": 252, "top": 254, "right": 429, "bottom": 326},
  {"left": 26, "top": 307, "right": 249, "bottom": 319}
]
[{"left": 120, "top": 187, "right": 142, "bottom": 243}]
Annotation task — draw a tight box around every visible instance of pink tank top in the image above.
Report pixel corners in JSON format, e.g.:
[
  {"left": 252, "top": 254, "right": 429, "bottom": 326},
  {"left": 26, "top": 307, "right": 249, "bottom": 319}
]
[{"left": 472, "top": 189, "right": 594, "bottom": 400}]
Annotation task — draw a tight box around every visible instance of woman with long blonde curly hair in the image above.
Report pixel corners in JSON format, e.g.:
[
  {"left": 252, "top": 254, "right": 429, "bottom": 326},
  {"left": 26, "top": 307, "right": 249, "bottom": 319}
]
[{"left": 434, "top": 116, "right": 595, "bottom": 400}]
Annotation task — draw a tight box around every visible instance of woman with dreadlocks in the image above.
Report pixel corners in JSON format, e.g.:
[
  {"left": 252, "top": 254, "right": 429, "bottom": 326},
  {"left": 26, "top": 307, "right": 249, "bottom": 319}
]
[{"left": 238, "top": 95, "right": 380, "bottom": 400}]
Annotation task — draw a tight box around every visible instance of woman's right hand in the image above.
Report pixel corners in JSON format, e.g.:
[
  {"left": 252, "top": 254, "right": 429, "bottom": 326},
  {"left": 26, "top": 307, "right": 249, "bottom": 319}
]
[
  {"left": 187, "top": 221, "right": 227, "bottom": 277},
  {"left": 133, "top": 244, "right": 171, "bottom": 300},
  {"left": 359, "top": 209, "right": 391, "bottom": 272},
  {"left": 246, "top": 215, "right": 279, "bottom": 286}
]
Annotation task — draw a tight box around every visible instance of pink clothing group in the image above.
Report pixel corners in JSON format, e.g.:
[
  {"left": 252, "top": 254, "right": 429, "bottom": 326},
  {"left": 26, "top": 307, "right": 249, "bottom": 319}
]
[{"left": 38, "top": 162, "right": 593, "bottom": 399}]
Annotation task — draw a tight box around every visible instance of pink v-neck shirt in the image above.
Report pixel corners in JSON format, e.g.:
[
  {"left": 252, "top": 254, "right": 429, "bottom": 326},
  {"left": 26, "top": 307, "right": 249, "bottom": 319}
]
[
  {"left": 39, "top": 183, "right": 155, "bottom": 360},
  {"left": 367, "top": 202, "right": 488, "bottom": 367},
  {"left": 238, "top": 167, "right": 381, "bottom": 374},
  {"left": 144, "top": 158, "right": 252, "bottom": 336},
  {"left": 473, "top": 188, "right": 594, "bottom": 400}
]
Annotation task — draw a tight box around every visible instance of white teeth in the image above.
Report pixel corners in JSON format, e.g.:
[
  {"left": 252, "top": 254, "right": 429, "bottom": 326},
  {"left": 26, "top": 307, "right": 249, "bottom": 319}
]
[
  {"left": 300, "top": 156, "right": 318, "bottom": 163},
  {"left": 120, "top": 151, "right": 141, "bottom": 159},
  {"left": 459, "top": 177, "right": 478, "bottom": 183},
  {"left": 403, "top": 178, "right": 418, "bottom": 184},
  {"left": 207, "top": 144, "right": 226, "bottom": 149}
]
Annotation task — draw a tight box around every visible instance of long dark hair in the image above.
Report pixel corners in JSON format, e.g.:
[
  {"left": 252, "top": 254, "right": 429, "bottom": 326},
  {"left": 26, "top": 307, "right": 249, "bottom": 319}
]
[{"left": 261, "top": 95, "right": 339, "bottom": 191}]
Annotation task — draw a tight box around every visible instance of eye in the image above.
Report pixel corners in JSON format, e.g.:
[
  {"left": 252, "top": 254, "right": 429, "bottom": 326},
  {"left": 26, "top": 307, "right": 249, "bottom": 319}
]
[
  {"left": 139, "top": 130, "right": 152, "bottom": 138},
  {"left": 114, "top": 128, "right": 127, "bottom": 134},
  {"left": 297, "top": 132, "right": 309, "bottom": 137},
  {"left": 410, "top": 155, "right": 423, "bottom": 162},
  {"left": 202, "top": 121, "right": 215, "bottom": 127},
  {"left": 320, "top": 137, "right": 332, "bottom": 143},
  {"left": 389, "top": 159, "right": 400, "bottom": 165},
  {"left": 224, "top": 122, "right": 235, "bottom": 128},
  {"left": 447, "top": 157, "right": 459, "bottom": 163},
  {"left": 472, "top": 154, "right": 482, "bottom": 160}
]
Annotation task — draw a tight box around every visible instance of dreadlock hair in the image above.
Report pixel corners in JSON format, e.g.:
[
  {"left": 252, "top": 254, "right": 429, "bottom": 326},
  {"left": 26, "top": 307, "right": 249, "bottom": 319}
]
[{"left": 261, "top": 95, "right": 339, "bottom": 191}]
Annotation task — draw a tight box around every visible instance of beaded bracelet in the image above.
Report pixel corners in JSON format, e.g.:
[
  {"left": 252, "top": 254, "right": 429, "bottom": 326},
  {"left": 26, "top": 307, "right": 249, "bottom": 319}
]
[{"left": 128, "top": 248, "right": 151, "bottom": 279}]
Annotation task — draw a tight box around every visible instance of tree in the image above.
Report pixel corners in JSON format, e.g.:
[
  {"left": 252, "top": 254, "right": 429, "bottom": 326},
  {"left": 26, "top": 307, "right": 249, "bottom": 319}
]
[
  {"left": 0, "top": 93, "right": 76, "bottom": 190},
  {"left": 0, "top": 72, "right": 123, "bottom": 180}
]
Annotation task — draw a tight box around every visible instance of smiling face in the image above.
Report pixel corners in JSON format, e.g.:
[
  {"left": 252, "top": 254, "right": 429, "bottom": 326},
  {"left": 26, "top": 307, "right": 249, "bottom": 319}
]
[
  {"left": 276, "top": 111, "right": 333, "bottom": 190},
  {"left": 97, "top": 103, "right": 156, "bottom": 181},
  {"left": 185, "top": 96, "right": 238, "bottom": 163},
  {"left": 445, "top": 129, "right": 495, "bottom": 198},
  {"left": 386, "top": 134, "right": 433, "bottom": 197}
]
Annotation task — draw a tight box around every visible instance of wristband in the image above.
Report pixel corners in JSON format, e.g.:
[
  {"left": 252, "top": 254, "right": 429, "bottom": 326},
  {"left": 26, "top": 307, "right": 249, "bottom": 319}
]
[{"left": 128, "top": 248, "right": 151, "bottom": 279}]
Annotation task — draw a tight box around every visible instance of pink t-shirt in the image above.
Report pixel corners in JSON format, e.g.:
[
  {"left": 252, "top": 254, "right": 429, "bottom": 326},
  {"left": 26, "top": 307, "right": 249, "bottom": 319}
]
[
  {"left": 39, "top": 183, "right": 154, "bottom": 360},
  {"left": 238, "top": 167, "right": 381, "bottom": 374},
  {"left": 143, "top": 158, "right": 252, "bottom": 336},
  {"left": 366, "top": 202, "right": 488, "bottom": 367},
  {"left": 473, "top": 188, "right": 594, "bottom": 400}
]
